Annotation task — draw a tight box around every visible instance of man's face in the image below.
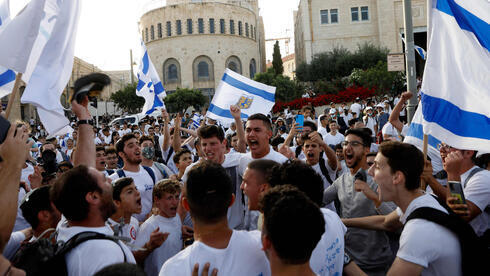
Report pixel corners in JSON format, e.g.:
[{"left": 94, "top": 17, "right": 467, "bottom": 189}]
[
  {"left": 245, "top": 120, "right": 272, "bottom": 157},
  {"left": 336, "top": 148, "right": 344, "bottom": 161},
  {"left": 155, "top": 191, "right": 180, "bottom": 218},
  {"left": 177, "top": 153, "right": 193, "bottom": 172},
  {"left": 200, "top": 136, "right": 226, "bottom": 163},
  {"left": 329, "top": 123, "right": 337, "bottom": 132},
  {"left": 231, "top": 136, "right": 239, "bottom": 150},
  {"left": 72, "top": 131, "right": 78, "bottom": 140},
  {"left": 240, "top": 168, "right": 266, "bottom": 211},
  {"left": 148, "top": 128, "right": 154, "bottom": 136},
  {"left": 303, "top": 139, "right": 321, "bottom": 165},
  {"left": 343, "top": 134, "right": 368, "bottom": 168},
  {"left": 368, "top": 153, "right": 395, "bottom": 202},
  {"left": 95, "top": 150, "right": 106, "bottom": 171},
  {"left": 103, "top": 130, "right": 109, "bottom": 136},
  {"left": 121, "top": 138, "right": 142, "bottom": 165},
  {"left": 155, "top": 126, "right": 160, "bottom": 133},
  {"left": 66, "top": 139, "right": 74, "bottom": 148},
  {"left": 90, "top": 168, "right": 116, "bottom": 221},
  {"left": 116, "top": 183, "right": 142, "bottom": 215},
  {"left": 105, "top": 153, "right": 118, "bottom": 169}
]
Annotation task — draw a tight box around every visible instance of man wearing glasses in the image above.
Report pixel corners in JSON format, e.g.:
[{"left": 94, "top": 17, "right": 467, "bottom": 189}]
[{"left": 323, "top": 128, "right": 395, "bottom": 275}]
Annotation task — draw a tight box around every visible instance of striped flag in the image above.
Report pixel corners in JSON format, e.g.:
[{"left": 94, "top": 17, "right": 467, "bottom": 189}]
[
  {"left": 0, "top": 0, "right": 15, "bottom": 98},
  {"left": 400, "top": 34, "right": 427, "bottom": 60},
  {"left": 136, "top": 40, "right": 166, "bottom": 115},
  {"left": 420, "top": 0, "right": 489, "bottom": 151},
  {"left": 207, "top": 69, "right": 276, "bottom": 127},
  {"left": 190, "top": 113, "right": 201, "bottom": 129}
]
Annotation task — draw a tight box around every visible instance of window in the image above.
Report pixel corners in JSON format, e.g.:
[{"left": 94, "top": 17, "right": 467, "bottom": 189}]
[
  {"left": 245, "top": 22, "right": 249, "bottom": 37},
  {"left": 164, "top": 58, "right": 181, "bottom": 84},
  {"left": 145, "top": 28, "right": 148, "bottom": 42},
  {"left": 351, "top": 7, "right": 359, "bottom": 22},
  {"left": 228, "top": 61, "right": 238, "bottom": 72},
  {"left": 250, "top": 24, "right": 253, "bottom": 38},
  {"left": 330, "top": 9, "right": 338, "bottom": 23},
  {"left": 361, "top": 6, "right": 369, "bottom": 21},
  {"left": 220, "top": 19, "right": 225, "bottom": 33},
  {"left": 158, "top": 23, "right": 162, "bottom": 38},
  {"left": 166, "top": 21, "right": 171, "bottom": 36},
  {"left": 198, "top": 18, "right": 204, "bottom": 34},
  {"left": 176, "top": 20, "right": 182, "bottom": 35},
  {"left": 197, "top": 61, "right": 209, "bottom": 77},
  {"left": 320, "top": 10, "right": 328, "bottom": 24},
  {"left": 187, "top": 19, "right": 193, "bottom": 34},
  {"left": 238, "top": 21, "right": 242, "bottom": 35},
  {"left": 226, "top": 56, "right": 242, "bottom": 74},
  {"left": 249, "top": 59, "right": 256, "bottom": 79},
  {"left": 209, "top": 18, "right": 215, "bottom": 33},
  {"left": 230, "top": 20, "right": 235, "bottom": 34},
  {"left": 150, "top": 25, "right": 154, "bottom": 40},
  {"left": 168, "top": 64, "right": 178, "bottom": 80}
]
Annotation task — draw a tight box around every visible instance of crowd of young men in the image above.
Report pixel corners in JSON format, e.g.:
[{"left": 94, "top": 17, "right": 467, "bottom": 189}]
[{"left": 0, "top": 91, "right": 489, "bottom": 276}]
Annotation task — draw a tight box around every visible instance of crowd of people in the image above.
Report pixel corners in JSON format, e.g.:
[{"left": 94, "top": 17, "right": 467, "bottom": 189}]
[{"left": 0, "top": 90, "right": 489, "bottom": 276}]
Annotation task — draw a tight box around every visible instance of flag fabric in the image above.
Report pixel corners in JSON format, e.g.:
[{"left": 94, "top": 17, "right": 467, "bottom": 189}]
[
  {"left": 190, "top": 113, "right": 201, "bottom": 129},
  {"left": 136, "top": 40, "right": 166, "bottom": 115},
  {"left": 20, "top": 0, "right": 81, "bottom": 137},
  {"left": 420, "top": 0, "right": 490, "bottom": 152},
  {"left": 206, "top": 69, "right": 276, "bottom": 127},
  {"left": 404, "top": 106, "right": 443, "bottom": 172},
  {"left": 0, "top": 0, "right": 15, "bottom": 98},
  {"left": 400, "top": 34, "right": 427, "bottom": 60}
]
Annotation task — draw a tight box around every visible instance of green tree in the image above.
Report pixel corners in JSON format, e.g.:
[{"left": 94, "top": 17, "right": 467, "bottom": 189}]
[
  {"left": 254, "top": 68, "right": 303, "bottom": 102},
  {"left": 164, "top": 88, "right": 207, "bottom": 113},
  {"left": 110, "top": 83, "right": 145, "bottom": 113},
  {"left": 272, "top": 41, "right": 284, "bottom": 75},
  {"left": 349, "top": 61, "right": 405, "bottom": 97}
]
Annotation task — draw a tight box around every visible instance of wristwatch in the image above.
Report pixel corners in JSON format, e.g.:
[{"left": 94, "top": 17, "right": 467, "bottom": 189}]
[{"left": 77, "top": 119, "right": 94, "bottom": 126}]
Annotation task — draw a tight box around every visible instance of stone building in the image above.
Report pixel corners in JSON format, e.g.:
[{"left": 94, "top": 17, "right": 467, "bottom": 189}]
[
  {"left": 266, "top": 53, "right": 296, "bottom": 80},
  {"left": 139, "top": 0, "right": 266, "bottom": 101},
  {"left": 294, "top": 0, "right": 427, "bottom": 69}
]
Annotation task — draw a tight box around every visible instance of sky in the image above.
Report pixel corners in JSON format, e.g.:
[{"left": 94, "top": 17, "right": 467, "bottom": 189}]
[{"left": 10, "top": 0, "right": 300, "bottom": 71}]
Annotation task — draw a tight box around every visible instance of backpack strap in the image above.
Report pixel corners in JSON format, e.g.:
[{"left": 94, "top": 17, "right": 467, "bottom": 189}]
[
  {"left": 58, "top": 232, "right": 128, "bottom": 263},
  {"left": 106, "top": 169, "right": 115, "bottom": 176},
  {"left": 142, "top": 166, "right": 156, "bottom": 184},
  {"left": 318, "top": 156, "right": 334, "bottom": 185},
  {"left": 116, "top": 169, "right": 125, "bottom": 178},
  {"left": 463, "top": 167, "right": 484, "bottom": 188},
  {"left": 295, "top": 145, "right": 302, "bottom": 158},
  {"left": 165, "top": 147, "right": 174, "bottom": 165}
]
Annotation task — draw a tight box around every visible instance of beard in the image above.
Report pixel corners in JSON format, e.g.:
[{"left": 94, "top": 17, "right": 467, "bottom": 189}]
[
  {"left": 346, "top": 153, "right": 363, "bottom": 169},
  {"left": 99, "top": 194, "right": 116, "bottom": 221}
]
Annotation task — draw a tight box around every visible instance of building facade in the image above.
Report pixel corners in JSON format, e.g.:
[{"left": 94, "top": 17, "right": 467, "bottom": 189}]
[
  {"left": 294, "top": 0, "right": 428, "bottom": 65},
  {"left": 266, "top": 53, "right": 296, "bottom": 80},
  {"left": 139, "top": 0, "right": 266, "bottom": 100}
]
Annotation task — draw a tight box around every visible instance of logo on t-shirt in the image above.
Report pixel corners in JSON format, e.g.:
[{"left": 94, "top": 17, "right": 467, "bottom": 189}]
[
  {"left": 144, "top": 184, "right": 153, "bottom": 191},
  {"left": 130, "top": 226, "right": 137, "bottom": 240}
]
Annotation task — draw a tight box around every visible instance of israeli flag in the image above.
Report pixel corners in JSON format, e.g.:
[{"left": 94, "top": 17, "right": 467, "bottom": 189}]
[
  {"left": 420, "top": 0, "right": 490, "bottom": 152},
  {"left": 136, "top": 40, "right": 166, "bottom": 115},
  {"left": 207, "top": 69, "right": 276, "bottom": 127},
  {"left": 191, "top": 113, "right": 201, "bottom": 129},
  {"left": 0, "top": 0, "right": 15, "bottom": 99},
  {"left": 400, "top": 34, "right": 427, "bottom": 60},
  {"left": 404, "top": 106, "right": 443, "bottom": 173}
]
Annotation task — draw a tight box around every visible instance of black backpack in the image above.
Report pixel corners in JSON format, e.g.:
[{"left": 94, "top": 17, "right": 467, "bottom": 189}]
[
  {"left": 406, "top": 196, "right": 489, "bottom": 275},
  {"left": 11, "top": 231, "right": 127, "bottom": 276}
]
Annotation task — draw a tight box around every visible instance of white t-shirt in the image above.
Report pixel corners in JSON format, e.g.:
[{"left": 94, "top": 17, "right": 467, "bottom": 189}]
[
  {"left": 135, "top": 215, "right": 182, "bottom": 276},
  {"left": 395, "top": 194, "right": 462, "bottom": 276},
  {"left": 382, "top": 122, "right": 402, "bottom": 141},
  {"left": 152, "top": 162, "right": 174, "bottom": 181},
  {"left": 94, "top": 137, "right": 103, "bottom": 145},
  {"left": 318, "top": 127, "right": 328, "bottom": 138},
  {"left": 350, "top": 103, "right": 362, "bottom": 116},
  {"left": 310, "top": 208, "right": 347, "bottom": 276},
  {"left": 289, "top": 145, "right": 305, "bottom": 160},
  {"left": 323, "top": 132, "right": 344, "bottom": 147},
  {"left": 238, "top": 146, "right": 288, "bottom": 176},
  {"left": 307, "top": 157, "right": 337, "bottom": 212},
  {"left": 56, "top": 223, "right": 136, "bottom": 276},
  {"left": 110, "top": 166, "right": 156, "bottom": 222},
  {"left": 364, "top": 116, "right": 377, "bottom": 135},
  {"left": 107, "top": 217, "right": 140, "bottom": 245},
  {"left": 159, "top": 230, "right": 270, "bottom": 276},
  {"left": 461, "top": 166, "right": 490, "bottom": 236}
]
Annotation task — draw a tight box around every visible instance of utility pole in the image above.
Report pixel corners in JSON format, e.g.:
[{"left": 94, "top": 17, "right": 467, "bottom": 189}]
[
  {"left": 403, "top": 0, "right": 418, "bottom": 124},
  {"left": 130, "top": 49, "right": 135, "bottom": 83}
]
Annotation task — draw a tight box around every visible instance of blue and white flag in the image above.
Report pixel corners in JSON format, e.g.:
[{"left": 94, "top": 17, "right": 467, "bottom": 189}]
[
  {"left": 190, "top": 113, "right": 201, "bottom": 129},
  {"left": 404, "top": 106, "right": 443, "bottom": 172},
  {"left": 420, "top": 0, "right": 489, "bottom": 152},
  {"left": 136, "top": 40, "right": 166, "bottom": 115},
  {"left": 400, "top": 34, "right": 427, "bottom": 60},
  {"left": 207, "top": 69, "right": 276, "bottom": 127},
  {"left": 0, "top": 0, "right": 15, "bottom": 98}
]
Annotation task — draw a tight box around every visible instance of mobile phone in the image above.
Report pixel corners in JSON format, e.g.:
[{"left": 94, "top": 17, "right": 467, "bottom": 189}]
[
  {"left": 0, "top": 116, "right": 11, "bottom": 145},
  {"left": 449, "top": 181, "right": 466, "bottom": 204},
  {"left": 354, "top": 170, "right": 367, "bottom": 182},
  {"left": 295, "top": 115, "right": 304, "bottom": 131}
]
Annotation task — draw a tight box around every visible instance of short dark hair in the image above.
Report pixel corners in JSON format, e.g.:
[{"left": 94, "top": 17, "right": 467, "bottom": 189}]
[
  {"left": 139, "top": 135, "right": 153, "bottom": 145},
  {"left": 173, "top": 148, "right": 191, "bottom": 164},
  {"left": 186, "top": 161, "right": 232, "bottom": 224},
  {"left": 197, "top": 125, "right": 225, "bottom": 142},
  {"left": 379, "top": 141, "right": 424, "bottom": 190},
  {"left": 93, "top": 263, "right": 145, "bottom": 276},
  {"left": 247, "top": 113, "right": 272, "bottom": 131},
  {"left": 345, "top": 128, "right": 372, "bottom": 147},
  {"left": 105, "top": 147, "right": 117, "bottom": 155},
  {"left": 260, "top": 185, "right": 325, "bottom": 265},
  {"left": 58, "top": 160, "right": 73, "bottom": 170},
  {"left": 116, "top": 133, "right": 137, "bottom": 153},
  {"left": 50, "top": 165, "right": 101, "bottom": 221},
  {"left": 96, "top": 145, "right": 105, "bottom": 153},
  {"left": 247, "top": 159, "right": 280, "bottom": 184},
  {"left": 303, "top": 121, "right": 317, "bottom": 132},
  {"left": 268, "top": 160, "right": 324, "bottom": 206},
  {"left": 366, "top": 152, "right": 377, "bottom": 158},
  {"left": 271, "top": 136, "right": 285, "bottom": 148},
  {"left": 20, "top": 186, "right": 53, "bottom": 229},
  {"left": 334, "top": 143, "right": 343, "bottom": 151},
  {"left": 112, "top": 177, "right": 134, "bottom": 201},
  {"left": 348, "top": 118, "right": 358, "bottom": 127},
  {"left": 153, "top": 179, "right": 181, "bottom": 199}
]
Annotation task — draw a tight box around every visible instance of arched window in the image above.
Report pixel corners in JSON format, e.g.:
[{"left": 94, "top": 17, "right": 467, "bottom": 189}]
[
  {"left": 249, "top": 59, "right": 256, "bottom": 78},
  {"left": 198, "top": 61, "right": 209, "bottom": 77},
  {"left": 226, "top": 56, "right": 242, "bottom": 74},
  {"left": 193, "top": 56, "right": 214, "bottom": 81},
  {"left": 163, "top": 58, "right": 181, "bottom": 84}
]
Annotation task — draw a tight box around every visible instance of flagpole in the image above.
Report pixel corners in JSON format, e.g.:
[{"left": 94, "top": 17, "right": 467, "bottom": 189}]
[
  {"left": 403, "top": 0, "right": 418, "bottom": 124},
  {"left": 5, "top": 73, "right": 23, "bottom": 120},
  {"left": 421, "top": 134, "right": 429, "bottom": 190}
]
